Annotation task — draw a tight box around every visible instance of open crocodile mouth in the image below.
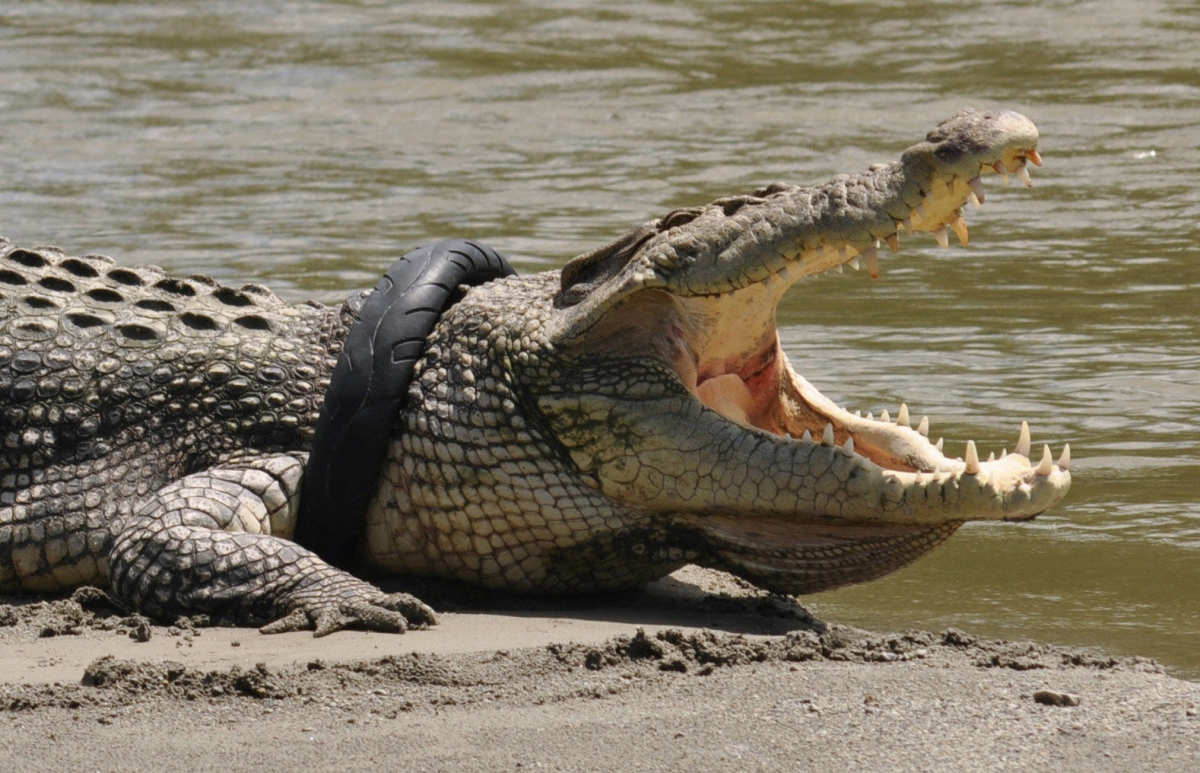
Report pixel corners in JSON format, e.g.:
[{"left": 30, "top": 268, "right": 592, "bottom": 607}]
[
  {"left": 551, "top": 110, "right": 1072, "bottom": 594},
  {"left": 668, "top": 157, "right": 1068, "bottom": 499}
]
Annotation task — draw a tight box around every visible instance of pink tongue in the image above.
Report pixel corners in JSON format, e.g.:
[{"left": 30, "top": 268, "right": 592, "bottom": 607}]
[{"left": 695, "top": 374, "right": 755, "bottom": 425}]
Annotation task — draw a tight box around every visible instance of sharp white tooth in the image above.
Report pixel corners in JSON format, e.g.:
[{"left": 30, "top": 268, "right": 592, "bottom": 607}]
[
  {"left": 935, "top": 437, "right": 944, "bottom": 452},
  {"left": 967, "top": 190, "right": 982, "bottom": 209},
  {"left": 1001, "top": 448, "right": 1007, "bottom": 458},
  {"left": 842, "top": 436, "right": 855, "bottom": 455},
  {"left": 1015, "top": 163, "right": 1033, "bottom": 187},
  {"left": 884, "top": 233, "right": 900, "bottom": 254},
  {"left": 932, "top": 228, "right": 949, "bottom": 249},
  {"left": 967, "top": 176, "right": 986, "bottom": 206},
  {"left": 949, "top": 215, "right": 969, "bottom": 246},
  {"left": 867, "top": 412, "right": 874, "bottom": 421},
  {"left": 897, "top": 403, "right": 909, "bottom": 426},
  {"left": 915, "top": 202, "right": 927, "bottom": 219},
  {"left": 785, "top": 433, "right": 793, "bottom": 440},
  {"left": 1027, "top": 149, "right": 1044, "bottom": 167},
  {"left": 865, "top": 250, "right": 881, "bottom": 279},
  {"left": 880, "top": 409, "right": 891, "bottom": 423},
  {"left": 835, "top": 263, "right": 843, "bottom": 273},
  {"left": 854, "top": 409, "right": 862, "bottom": 417},
  {"left": 1058, "top": 443, "right": 1071, "bottom": 470},
  {"left": 849, "top": 256, "right": 861, "bottom": 271},
  {"left": 987, "top": 452, "right": 996, "bottom": 463},
  {"left": 901, "top": 217, "right": 913, "bottom": 232},
  {"left": 917, "top": 416, "right": 929, "bottom": 436},
  {"left": 994, "top": 161, "right": 1010, "bottom": 184},
  {"left": 964, "top": 440, "right": 981, "bottom": 475},
  {"left": 1037, "top": 445, "right": 1054, "bottom": 475},
  {"left": 802, "top": 429, "right": 812, "bottom": 443},
  {"left": 822, "top": 423, "right": 834, "bottom": 445},
  {"left": 1016, "top": 421, "right": 1031, "bottom": 457}
]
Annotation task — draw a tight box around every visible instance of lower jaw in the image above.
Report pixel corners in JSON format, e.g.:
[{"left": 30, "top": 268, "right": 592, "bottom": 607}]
[{"left": 697, "top": 514, "right": 964, "bottom": 595}]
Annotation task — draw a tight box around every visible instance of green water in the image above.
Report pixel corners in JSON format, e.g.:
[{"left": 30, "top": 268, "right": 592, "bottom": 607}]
[{"left": 2, "top": 1, "right": 1198, "bottom": 675}]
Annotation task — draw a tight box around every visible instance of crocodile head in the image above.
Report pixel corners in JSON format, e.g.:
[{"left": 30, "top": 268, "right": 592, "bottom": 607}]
[{"left": 537, "top": 109, "right": 1069, "bottom": 595}]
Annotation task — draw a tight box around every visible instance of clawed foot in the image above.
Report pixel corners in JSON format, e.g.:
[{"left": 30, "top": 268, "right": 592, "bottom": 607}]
[{"left": 261, "top": 591, "right": 438, "bottom": 637}]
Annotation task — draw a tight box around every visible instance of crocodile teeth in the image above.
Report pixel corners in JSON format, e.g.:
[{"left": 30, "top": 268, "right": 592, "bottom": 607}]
[
  {"left": 1014, "top": 163, "right": 1033, "bottom": 187},
  {"left": 987, "top": 452, "right": 996, "bottom": 463},
  {"left": 915, "top": 202, "right": 927, "bottom": 219},
  {"left": 949, "top": 215, "right": 969, "bottom": 246},
  {"left": 849, "top": 256, "right": 861, "bottom": 271},
  {"left": 932, "top": 228, "right": 949, "bottom": 249},
  {"left": 994, "top": 160, "right": 1010, "bottom": 184},
  {"left": 901, "top": 217, "right": 913, "bottom": 232},
  {"left": 897, "top": 403, "right": 909, "bottom": 426},
  {"left": 864, "top": 249, "right": 881, "bottom": 279},
  {"left": 917, "top": 415, "right": 929, "bottom": 437},
  {"left": 835, "top": 263, "right": 843, "bottom": 273},
  {"left": 964, "top": 440, "right": 981, "bottom": 475},
  {"left": 802, "top": 429, "right": 813, "bottom": 444},
  {"left": 935, "top": 437, "right": 944, "bottom": 452},
  {"left": 822, "top": 423, "right": 834, "bottom": 446},
  {"left": 1036, "top": 445, "right": 1054, "bottom": 475},
  {"left": 866, "top": 412, "right": 874, "bottom": 421},
  {"left": 884, "top": 233, "right": 900, "bottom": 254},
  {"left": 842, "top": 436, "right": 855, "bottom": 455},
  {"left": 1058, "top": 443, "right": 1071, "bottom": 470},
  {"left": 1016, "top": 421, "right": 1031, "bottom": 458},
  {"left": 967, "top": 176, "right": 986, "bottom": 206},
  {"left": 880, "top": 409, "right": 891, "bottom": 423},
  {"left": 1027, "top": 148, "right": 1043, "bottom": 167}
]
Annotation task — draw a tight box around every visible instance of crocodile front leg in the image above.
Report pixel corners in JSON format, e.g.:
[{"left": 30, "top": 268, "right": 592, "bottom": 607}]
[{"left": 107, "top": 453, "right": 436, "bottom": 636}]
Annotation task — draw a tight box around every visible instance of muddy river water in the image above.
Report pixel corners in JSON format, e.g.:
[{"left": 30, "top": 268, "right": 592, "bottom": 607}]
[{"left": 2, "top": 1, "right": 1198, "bottom": 675}]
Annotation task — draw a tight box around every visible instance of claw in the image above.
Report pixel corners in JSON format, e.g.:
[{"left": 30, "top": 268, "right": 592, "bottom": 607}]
[{"left": 260, "top": 609, "right": 312, "bottom": 635}]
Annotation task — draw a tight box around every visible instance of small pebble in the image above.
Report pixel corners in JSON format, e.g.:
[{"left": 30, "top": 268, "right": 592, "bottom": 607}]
[{"left": 1033, "top": 690, "right": 1081, "bottom": 707}]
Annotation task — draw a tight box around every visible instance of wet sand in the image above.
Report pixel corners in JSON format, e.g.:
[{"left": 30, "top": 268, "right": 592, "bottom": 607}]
[{"left": 1, "top": 567, "right": 1196, "bottom": 772}]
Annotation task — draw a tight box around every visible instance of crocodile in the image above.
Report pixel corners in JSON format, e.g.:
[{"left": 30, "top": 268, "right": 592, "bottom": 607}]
[{"left": 0, "top": 109, "right": 1070, "bottom": 636}]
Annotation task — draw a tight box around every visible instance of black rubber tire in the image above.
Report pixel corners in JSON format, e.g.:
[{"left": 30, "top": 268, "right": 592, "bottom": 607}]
[{"left": 295, "top": 240, "right": 515, "bottom": 568}]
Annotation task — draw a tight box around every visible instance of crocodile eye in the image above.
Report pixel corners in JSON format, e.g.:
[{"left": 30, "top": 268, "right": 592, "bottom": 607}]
[{"left": 663, "top": 209, "right": 699, "bottom": 228}]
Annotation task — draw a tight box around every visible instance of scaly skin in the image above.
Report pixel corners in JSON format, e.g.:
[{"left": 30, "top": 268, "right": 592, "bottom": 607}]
[{"left": 0, "top": 109, "right": 1069, "bottom": 633}]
